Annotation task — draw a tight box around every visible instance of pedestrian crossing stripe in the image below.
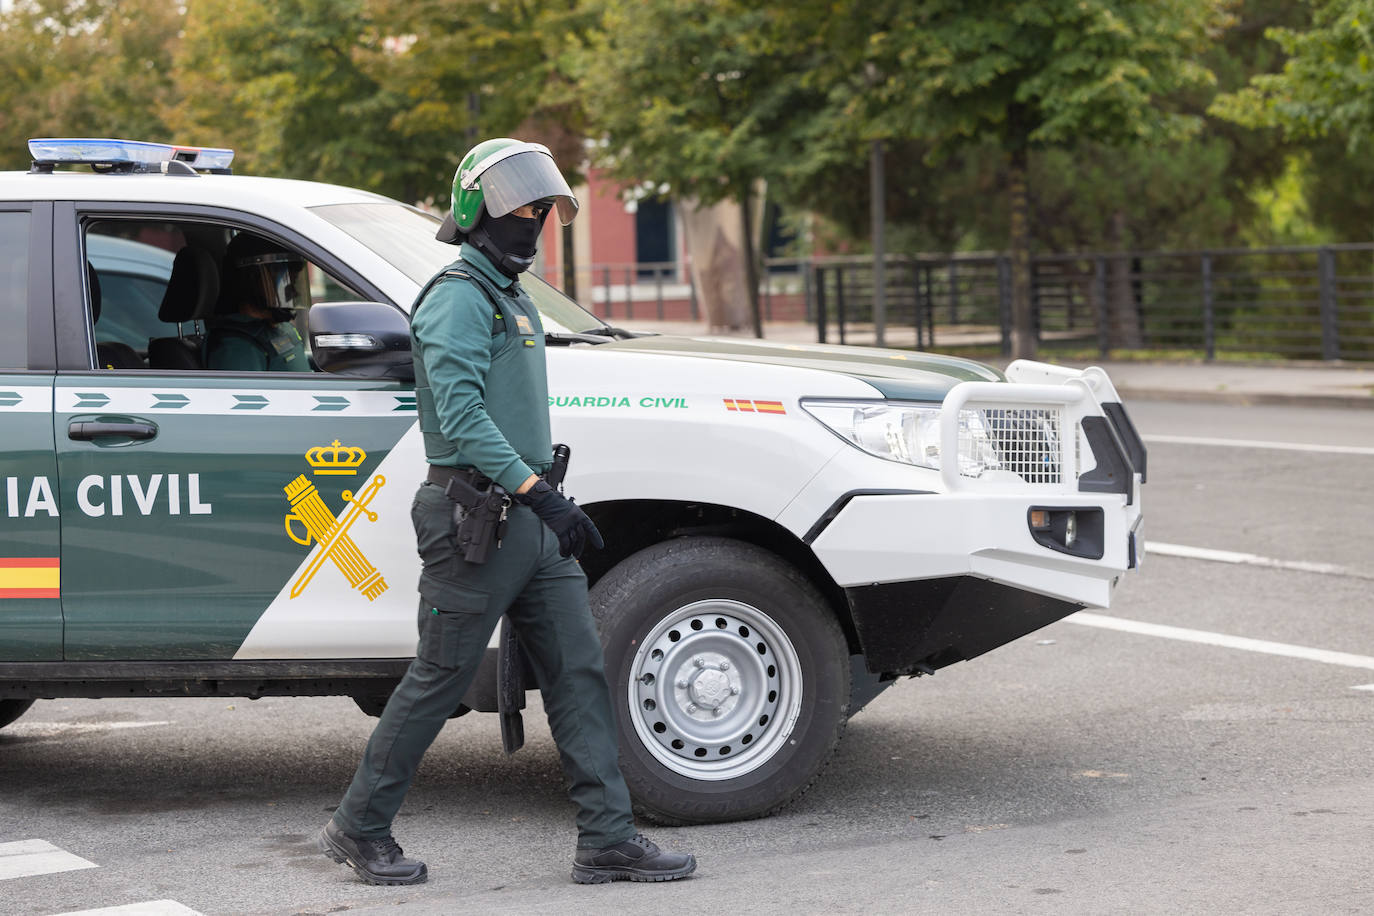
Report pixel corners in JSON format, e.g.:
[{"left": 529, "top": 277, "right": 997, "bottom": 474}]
[
  {"left": 0, "top": 840, "right": 205, "bottom": 915},
  {"left": 0, "top": 839, "right": 97, "bottom": 881},
  {"left": 52, "top": 901, "right": 204, "bottom": 916}
]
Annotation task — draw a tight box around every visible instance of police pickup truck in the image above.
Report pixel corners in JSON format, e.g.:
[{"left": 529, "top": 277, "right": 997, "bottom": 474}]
[{"left": 0, "top": 139, "right": 1145, "bottom": 825}]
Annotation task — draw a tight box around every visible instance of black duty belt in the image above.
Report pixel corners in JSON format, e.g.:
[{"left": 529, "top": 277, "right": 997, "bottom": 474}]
[{"left": 426, "top": 464, "right": 494, "bottom": 491}]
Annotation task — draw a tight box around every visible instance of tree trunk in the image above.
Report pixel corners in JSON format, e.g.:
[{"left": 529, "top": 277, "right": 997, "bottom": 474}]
[
  {"left": 870, "top": 139, "right": 886, "bottom": 348},
  {"left": 679, "top": 197, "right": 751, "bottom": 332},
  {"left": 1107, "top": 209, "right": 1144, "bottom": 348},
  {"left": 1008, "top": 146, "right": 1036, "bottom": 359},
  {"left": 739, "top": 183, "right": 764, "bottom": 339},
  {"left": 561, "top": 222, "right": 577, "bottom": 302}
]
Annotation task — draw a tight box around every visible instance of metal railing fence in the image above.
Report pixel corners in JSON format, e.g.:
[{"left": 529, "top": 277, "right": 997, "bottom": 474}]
[
  {"left": 813, "top": 246, "right": 1374, "bottom": 360},
  {"left": 553, "top": 258, "right": 813, "bottom": 325},
  {"left": 565, "top": 245, "right": 1374, "bottom": 361}
]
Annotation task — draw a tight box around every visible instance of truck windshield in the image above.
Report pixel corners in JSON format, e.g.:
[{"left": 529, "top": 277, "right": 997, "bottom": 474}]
[{"left": 311, "top": 201, "right": 606, "bottom": 334}]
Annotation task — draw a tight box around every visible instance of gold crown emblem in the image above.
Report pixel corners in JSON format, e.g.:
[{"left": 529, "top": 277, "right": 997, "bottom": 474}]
[{"left": 306, "top": 439, "right": 367, "bottom": 476}]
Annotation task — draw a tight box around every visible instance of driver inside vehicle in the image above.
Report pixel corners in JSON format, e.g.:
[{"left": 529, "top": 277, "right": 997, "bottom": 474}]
[{"left": 205, "top": 233, "right": 311, "bottom": 372}]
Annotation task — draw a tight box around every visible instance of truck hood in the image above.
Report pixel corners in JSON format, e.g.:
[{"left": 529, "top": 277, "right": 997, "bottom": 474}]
[{"left": 600, "top": 335, "right": 1004, "bottom": 401}]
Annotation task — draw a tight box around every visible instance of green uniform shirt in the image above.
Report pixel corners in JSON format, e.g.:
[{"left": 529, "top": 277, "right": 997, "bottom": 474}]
[
  {"left": 205, "top": 314, "right": 309, "bottom": 372},
  {"left": 411, "top": 244, "right": 552, "bottom": 492}
]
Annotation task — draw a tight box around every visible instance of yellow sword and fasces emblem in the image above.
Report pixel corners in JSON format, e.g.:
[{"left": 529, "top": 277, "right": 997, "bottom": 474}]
[{"left": 283, "top": 439, "right": 387, "bottom": 601}]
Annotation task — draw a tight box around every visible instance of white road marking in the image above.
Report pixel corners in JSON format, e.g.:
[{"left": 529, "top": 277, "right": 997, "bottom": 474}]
[
  {"left": 1142, "top": 433, "right": 1374, "bottom": 456},
  {"left": 1147, "top": 541, "right": 1372, "bottom": 581},
  {"left": 51, "top": 903, "right": 203, "bottom": 916},
  {"left": 0, "top": 840, "right": 98, "bottom": 881},
  {"left": 1352, "top": 684, "right": 1374, "bottom": 692},
  {"left": 5, "top": 721, "right": 171, "bottom": 738},
  {"left": 1068, "top": 612, "right": 1374, "bottom": 671}
]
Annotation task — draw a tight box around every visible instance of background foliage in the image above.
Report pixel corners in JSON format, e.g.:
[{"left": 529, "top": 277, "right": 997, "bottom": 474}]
[{"left": 0, "top": 0, "right": 1370, "bottom": 255}]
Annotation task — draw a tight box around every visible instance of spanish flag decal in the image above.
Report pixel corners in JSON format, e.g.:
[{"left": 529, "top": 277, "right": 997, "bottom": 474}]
[
  {"left": 724, "top": 398, "right": 786, "bottom": 415},
  {"left": 0, "top": 557, "right": 60, "bottom": 599}
]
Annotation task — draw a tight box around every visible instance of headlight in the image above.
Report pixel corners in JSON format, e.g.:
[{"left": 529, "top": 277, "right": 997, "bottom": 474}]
[{"left": 800, "top": 400, "right": 1003, "bottom": 477}]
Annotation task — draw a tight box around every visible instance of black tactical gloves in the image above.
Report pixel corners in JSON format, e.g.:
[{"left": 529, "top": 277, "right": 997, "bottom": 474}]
[{"left": 519, "top": 480, "right": 604, "bottom": 558}]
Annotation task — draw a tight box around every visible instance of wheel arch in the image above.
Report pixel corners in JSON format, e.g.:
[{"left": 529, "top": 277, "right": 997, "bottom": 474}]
[{"left": 581, "top": 499, "right": 862, "bottom": 657}]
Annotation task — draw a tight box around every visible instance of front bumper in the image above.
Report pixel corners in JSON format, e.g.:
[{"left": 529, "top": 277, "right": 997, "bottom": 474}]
[
  {"left": 801, "top": 360, "right": 1146, "bottom": 676},
  {"left": 812, "top": 489, "right": 1134, "bottom": 675},
  {"left": 810, "top": 490, "right": 1133, "bottom": 606},
  {"left": 842, "top": 576, "right": 1085, "bottom": 675}
]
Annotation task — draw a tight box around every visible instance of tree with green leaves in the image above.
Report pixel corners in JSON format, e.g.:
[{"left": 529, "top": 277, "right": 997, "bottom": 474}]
[
  {"left": 1211, "top": 0, "right": 1374, "bottom": 239},
  {"left": 577, "top": 0, "right": 1234, "bottom": 352},
  {"left": 1211, "top": 0, "right": 1374, "bottom": 148},
  {"left": 825, "top": 0, "right": 1230, "bottom": 357},
  {"left": 171, "top": 0, "right": 428, "bottom": 201},
  {"left": 572, "top": 0, "right": 831, "bottom": 336},
  {"left": 768, "top": 1, "right": 1309, "bottom": 259},
  {"left": 0, "top": 0, "right": 182, "bottom": 170},
  {"left": 1028, "top": 0, "right": 1309, "bottom": 254},
  {"left": 170, "top": 0, "right": 590, "bottom": 205}
]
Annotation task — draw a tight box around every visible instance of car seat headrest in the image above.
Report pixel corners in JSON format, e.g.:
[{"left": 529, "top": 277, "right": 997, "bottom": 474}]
[{"left": 158, "top": 246, "right": 221, "bottom": 324}]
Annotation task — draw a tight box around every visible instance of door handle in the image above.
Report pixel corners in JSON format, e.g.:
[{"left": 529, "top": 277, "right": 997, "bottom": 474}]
[{"left": 68, "top": 420, "right": 158, "bottom": 441}]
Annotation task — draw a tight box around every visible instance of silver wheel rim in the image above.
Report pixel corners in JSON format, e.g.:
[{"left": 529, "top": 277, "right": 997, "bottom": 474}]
[{"left": 627, "top": 599, "right": 803, "bottom": 781}]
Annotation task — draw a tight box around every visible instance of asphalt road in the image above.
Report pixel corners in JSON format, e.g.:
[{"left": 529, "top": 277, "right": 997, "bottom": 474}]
[{"left": 2, "top": 400, "right": 1372, "bottom": 915}]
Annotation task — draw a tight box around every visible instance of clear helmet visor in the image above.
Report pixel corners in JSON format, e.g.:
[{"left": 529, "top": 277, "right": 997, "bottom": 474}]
[
  {"left": 236, "top": 252, "right": 309, "bottom": 312},
  {"left": 465, "top": 148, "right": 578, "bottom": 225}
]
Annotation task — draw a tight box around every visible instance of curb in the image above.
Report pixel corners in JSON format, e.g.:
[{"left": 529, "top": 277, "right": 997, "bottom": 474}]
[{"left": 1115, "top": 386, "right": 1374, "bottom": 410}]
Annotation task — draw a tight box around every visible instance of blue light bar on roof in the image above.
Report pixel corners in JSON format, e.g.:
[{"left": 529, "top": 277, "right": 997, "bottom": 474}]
[{"left": 28, "top": 138, "right": 234, "bottom": 171}]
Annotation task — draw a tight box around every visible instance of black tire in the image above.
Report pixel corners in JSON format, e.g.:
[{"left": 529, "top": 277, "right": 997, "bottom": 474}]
[
  {"left": 0, "top": 699, "right": 34, "bottom": 730},
  {"left": 590, "top": 537, "right": 849, "bottom": 825}
]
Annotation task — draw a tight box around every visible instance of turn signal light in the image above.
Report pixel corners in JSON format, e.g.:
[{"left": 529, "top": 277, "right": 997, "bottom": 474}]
[{"left": 1027, "top": 507, "right": 1104, "bottom": 560}]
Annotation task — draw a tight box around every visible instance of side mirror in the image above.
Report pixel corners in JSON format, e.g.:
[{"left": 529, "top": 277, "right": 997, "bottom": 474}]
[{"left": 308, "top": 301, "right": 413, "bottom": 381}]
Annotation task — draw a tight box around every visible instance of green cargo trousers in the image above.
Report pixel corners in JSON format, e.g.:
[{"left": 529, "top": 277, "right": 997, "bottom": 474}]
[{"left": 331, "top": 481, "right": 637, "bottom": 849}]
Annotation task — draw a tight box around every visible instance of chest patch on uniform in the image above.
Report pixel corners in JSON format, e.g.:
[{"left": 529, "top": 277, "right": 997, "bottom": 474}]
[
  {"left": 515, "top": 314, "right": 534, "bottom": 335},
  {"left": 270, "top": 325, "right": 298, "bottom": 356}
]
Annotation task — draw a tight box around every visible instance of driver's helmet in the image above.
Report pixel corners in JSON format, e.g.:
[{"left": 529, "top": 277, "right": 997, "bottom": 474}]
[{"left": 220, "top": 233, "right": 309, "bottom": 321}]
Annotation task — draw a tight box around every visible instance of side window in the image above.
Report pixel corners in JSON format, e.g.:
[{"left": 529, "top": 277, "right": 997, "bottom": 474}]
[
  {"left": 84, "top": 218, "right": 364, "bottom": 373},
  {"left": 0, "top": 211, "right": 29, "bottom": 369}
]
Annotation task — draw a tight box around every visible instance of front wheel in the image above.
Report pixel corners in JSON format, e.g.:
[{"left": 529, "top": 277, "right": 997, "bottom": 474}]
[
  {"left": 590, "top": 537, "right": 850, "bottom": 824},
  {"left": 0, "top": 699, "right": 34, "bottom": 730}
]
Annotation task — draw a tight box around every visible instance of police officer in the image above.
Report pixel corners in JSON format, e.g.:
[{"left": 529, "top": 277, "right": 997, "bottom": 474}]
[
  {"left": 205, "top": 233, "right": 310, "bottom": 372},
  {"left": 318, "top": 138, "right": 696, "bottom": 886}
]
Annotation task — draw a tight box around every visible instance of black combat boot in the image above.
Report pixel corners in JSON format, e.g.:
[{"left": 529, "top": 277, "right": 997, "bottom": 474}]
[
  {"left": 571, "top": 833, "right": 697, "bottom": 884},
  {"left": 318, "top": 820, "right": 427, "bottom": 886}
]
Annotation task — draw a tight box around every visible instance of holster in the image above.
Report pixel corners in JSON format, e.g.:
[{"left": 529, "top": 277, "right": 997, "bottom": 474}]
[{"left": 429, "top": 466, "right": 509, "bottom": 565}]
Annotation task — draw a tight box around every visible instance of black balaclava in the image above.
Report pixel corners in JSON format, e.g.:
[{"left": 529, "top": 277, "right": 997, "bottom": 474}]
[{"left": 470, "top": 208, "right": 548, "bottom": 278}]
